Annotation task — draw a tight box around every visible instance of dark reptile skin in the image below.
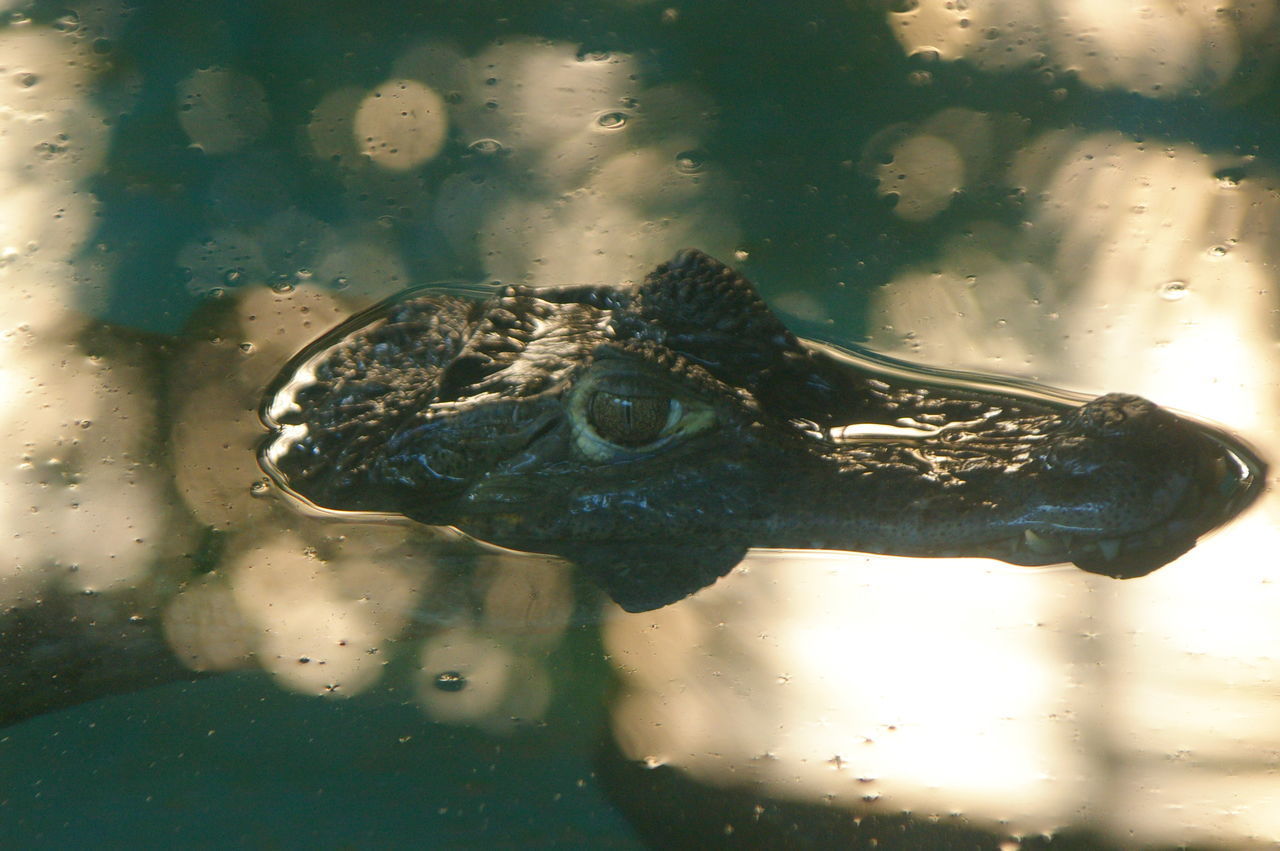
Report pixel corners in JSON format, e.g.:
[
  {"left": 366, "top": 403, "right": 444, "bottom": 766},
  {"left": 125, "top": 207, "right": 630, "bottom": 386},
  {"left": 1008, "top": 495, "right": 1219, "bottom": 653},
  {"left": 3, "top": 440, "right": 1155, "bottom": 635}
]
[{"left": 261, "top": 250, "right": 1266, "bottom": 611}]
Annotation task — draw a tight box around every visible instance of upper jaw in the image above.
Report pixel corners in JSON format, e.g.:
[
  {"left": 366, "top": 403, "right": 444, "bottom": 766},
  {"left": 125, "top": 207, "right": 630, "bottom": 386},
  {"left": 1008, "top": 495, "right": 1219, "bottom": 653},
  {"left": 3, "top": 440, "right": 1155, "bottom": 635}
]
[{"left": 792, "top": 390, "right": 1266, "bottom": 575}]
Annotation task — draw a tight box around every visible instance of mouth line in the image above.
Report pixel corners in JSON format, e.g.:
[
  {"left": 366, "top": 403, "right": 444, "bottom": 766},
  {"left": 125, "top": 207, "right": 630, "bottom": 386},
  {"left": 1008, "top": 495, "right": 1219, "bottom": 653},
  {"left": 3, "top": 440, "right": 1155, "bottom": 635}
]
[
  {"left": 989, "top": 446, "right": 1263, "bottom": 576},
  {"left": 997, "top": 521, "right": 1194, "bottom": 574}
]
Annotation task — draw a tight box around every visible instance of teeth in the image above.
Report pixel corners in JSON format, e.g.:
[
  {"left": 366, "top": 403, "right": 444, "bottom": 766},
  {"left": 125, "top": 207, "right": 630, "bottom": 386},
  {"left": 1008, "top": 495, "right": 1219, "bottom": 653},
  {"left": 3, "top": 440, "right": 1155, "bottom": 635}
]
[
  {"left": 1023, "top": 529, "right": 1060, "bottom": 554},
  {"left": 1096, "top": 538, "right": 1122, "bottom": 561}
]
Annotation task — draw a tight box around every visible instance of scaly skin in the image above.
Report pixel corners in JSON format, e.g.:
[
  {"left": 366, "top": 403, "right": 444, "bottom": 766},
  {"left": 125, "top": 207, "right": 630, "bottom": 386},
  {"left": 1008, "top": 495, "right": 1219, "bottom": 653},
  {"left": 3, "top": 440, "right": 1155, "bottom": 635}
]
[{"left": 261, "top": 250, "right": 1266, "bottom": 612}]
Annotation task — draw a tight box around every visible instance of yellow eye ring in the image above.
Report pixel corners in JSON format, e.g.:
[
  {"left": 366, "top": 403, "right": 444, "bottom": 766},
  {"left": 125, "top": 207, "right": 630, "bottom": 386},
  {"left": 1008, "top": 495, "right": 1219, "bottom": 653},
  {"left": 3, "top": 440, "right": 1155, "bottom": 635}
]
[{"left": 566, "top": 360, "right": 720, "bottom": 461}]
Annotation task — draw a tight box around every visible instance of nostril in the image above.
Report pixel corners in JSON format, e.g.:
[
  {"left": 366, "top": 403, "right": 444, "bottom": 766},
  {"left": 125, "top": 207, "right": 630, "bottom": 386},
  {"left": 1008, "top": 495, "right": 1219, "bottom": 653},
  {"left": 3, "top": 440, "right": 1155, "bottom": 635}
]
[
  {"left": 1116, "top": 395, "right": 1156, "bottom": 420},
  {"left": 1073, "top": 393, "right": 1169, "bottom": 437}
]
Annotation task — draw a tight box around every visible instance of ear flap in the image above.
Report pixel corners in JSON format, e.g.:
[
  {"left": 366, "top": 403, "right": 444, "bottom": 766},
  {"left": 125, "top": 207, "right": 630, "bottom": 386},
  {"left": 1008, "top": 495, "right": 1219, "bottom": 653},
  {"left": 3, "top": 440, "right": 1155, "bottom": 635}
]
[
  {"left": 259, "top": 292, "right": 475, "bottom": 512},
  {"left": 622, "top": 249, "right": 796, "bottom": 345},
  {"left": 611, "top": 250, "right": 884, "bottom": 428}
]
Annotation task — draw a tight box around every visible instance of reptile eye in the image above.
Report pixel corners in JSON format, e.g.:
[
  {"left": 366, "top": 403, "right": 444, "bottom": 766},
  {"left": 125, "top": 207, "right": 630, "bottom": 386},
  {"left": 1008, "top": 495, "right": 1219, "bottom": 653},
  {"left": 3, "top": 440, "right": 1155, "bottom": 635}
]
[
  {"left": 587, "top": 391, "right": 677, "bottom": 447},
  {"left": 569, "top": 363, "right": 718, "bottom": 461}
]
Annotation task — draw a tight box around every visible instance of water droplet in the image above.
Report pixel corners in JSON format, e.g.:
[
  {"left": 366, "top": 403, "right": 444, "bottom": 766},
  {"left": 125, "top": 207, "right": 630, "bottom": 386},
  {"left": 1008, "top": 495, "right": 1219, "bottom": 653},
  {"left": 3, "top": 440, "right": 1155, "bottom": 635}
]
[
  {"left": 238, "top": 341, "right": 255, "bottom": 354},
  {"left": 674, "top": 150, "right": 704, "bottom": 174},
  {"left": 331, "top": 276, "right": 350, "bottom": 290},
  {"left": 249, "top": 479, "right": 270, "bottom": 496},
  {"left": 642, "top": 755, "right": 666, "bottom": 769},
  {"left": 467, "top": 138, "right": 504, "bottom": 156},
  {"left": 1158, "top": 280, "right": 1189, "bottom": 301},
  {"left": 433, "top": 671, "right": 467, "bottom": 692},
  {"left": 222, "top": 268, "right": 245, "bottom": 286},
  {"left": 52, "top": 11, "right": 79, "bottom": 32},
  {"left": 596, "top": 111, "right": 628, "bottom": 130},
  {"left": 16, "top": 73, "right": 38, "bottom": 89},
  {"left": 1213, "top": 166, "right": 1245, "bottom": 187},
  {"left": 1208, "top": 244, "right": 1229, "bottom": 258},
  {"left": 270, "top": 276, "right": 295, "bottom": 294}
]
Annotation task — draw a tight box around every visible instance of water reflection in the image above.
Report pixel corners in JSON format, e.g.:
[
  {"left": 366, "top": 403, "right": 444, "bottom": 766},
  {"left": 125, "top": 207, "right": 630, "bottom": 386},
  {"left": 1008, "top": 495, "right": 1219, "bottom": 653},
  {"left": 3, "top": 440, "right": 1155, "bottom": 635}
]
[
  {"left": 607, "top": 555, "right": 1091, "bottom": 829},
  {"left": 886, "top": 0, "right": 1278, "bottom": 98},
  {"left": 606, "top": 519, "right": 1280, "bottom": 844}
]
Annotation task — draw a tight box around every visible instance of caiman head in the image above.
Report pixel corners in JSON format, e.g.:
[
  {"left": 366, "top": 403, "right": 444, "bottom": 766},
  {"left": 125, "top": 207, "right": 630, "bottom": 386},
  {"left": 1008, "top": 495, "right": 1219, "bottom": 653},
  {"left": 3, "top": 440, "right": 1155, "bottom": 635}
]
[{"left": 260, "top": 250, "right": 1266, "bottom": 611}]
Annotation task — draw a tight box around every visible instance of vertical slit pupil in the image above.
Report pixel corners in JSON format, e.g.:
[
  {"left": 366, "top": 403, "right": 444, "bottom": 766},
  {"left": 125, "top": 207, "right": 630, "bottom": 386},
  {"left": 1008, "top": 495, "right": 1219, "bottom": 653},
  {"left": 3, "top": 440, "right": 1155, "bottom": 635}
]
[{"left": 589, "top": 391, "right": 671, "bottom": 446}]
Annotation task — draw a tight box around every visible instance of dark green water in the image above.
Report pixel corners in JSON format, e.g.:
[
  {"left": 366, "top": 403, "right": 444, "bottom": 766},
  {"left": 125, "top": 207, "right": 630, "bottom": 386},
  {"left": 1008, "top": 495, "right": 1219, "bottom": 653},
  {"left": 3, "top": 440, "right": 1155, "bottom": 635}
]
[{"left": 1, "top": 631, "right": 634, "bottom": 848}]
